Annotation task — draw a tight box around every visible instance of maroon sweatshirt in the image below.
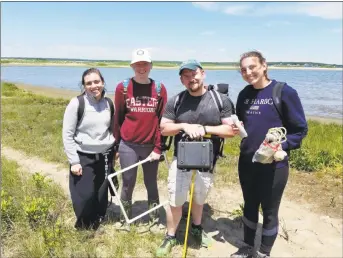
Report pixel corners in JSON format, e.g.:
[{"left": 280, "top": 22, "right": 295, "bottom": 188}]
[{"left": 113, "top": 78, "right": 167, "bottom": 154}]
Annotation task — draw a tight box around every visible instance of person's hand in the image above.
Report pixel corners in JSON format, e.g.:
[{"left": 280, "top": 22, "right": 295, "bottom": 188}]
[
  {"left": 115, "top": 152, "right": 120, "bottom": 160},
  {"left": 71, "top": 164, "right": 82, "bottom": 176},
  {"left": 231, "top": 121, "right": 245, "bottom": 137},
  {"left": 149, "top": 151, "right": 161, "bottom": 161},
  {"left": 231, "top": 124, "right": 240, "bottom": 136},
  {"left": 182, "top": 124, "right": 206, "bottom": 139}
]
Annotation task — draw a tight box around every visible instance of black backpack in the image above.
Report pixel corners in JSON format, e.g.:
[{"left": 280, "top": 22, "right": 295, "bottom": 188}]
[{"left": 272, "top": 82, "right": 286, "bottom": 122}]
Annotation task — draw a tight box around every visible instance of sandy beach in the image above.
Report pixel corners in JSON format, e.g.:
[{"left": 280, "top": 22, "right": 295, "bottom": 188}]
[{"left": 2, "top": 81, "right": 342, "bottom": 124}]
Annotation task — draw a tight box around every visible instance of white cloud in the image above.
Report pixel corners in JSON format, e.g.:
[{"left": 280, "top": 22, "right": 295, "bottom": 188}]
[
  {"left": 223, "top": 5, "right": 252, "bottom": 15},
  {"left": 192, "top": 2, "right": 218, "bottom": 11},
  {"left": 296, "top": 2, "right": 342, "bottom": 20},
  {"left": 200, "top": 31, "right": 216, "bottom": 36},
  {"left": 219, "top": 48, "right": 226, "bottom": 52},
  {"left": 192, "top": 2, "right": 343, "bottom": 20}
]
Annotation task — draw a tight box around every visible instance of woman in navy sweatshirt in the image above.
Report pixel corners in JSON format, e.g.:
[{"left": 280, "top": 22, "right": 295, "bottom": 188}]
[{"left": 230, "top": 51, "right": 308, "bottom": 258}]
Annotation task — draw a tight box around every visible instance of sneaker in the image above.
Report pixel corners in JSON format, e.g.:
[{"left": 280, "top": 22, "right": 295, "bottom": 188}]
[
  {"left": 156, "top": 235, "right": 178, "bottom": 257},
  {"left": 230, "top": 245, "right": 254, "bottom": 258},
  {"left": 254, "top": 251, "right": 270, "bottom": 258},
  {"left": 190, "top": 225, "right": 212, "bottom": 248}
]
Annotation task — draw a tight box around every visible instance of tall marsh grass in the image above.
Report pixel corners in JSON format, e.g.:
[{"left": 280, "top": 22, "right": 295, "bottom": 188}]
[{"left": 1, "top": 157, "right": 166, "bottom": 257}]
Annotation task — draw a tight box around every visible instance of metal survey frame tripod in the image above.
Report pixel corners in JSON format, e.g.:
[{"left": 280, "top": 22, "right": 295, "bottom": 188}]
[
  {"left": 107, "top": 136, "right": 173, "bottom": 224},
  {"left": 108, "top": 157, "right": 169, "bottom": 224}
]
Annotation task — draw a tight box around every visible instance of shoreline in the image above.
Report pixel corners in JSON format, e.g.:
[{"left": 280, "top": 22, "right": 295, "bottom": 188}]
[
  {"left": 2, "top": 81, "right": 342, "bottom": 125},
  {"left": 1, "top": 63, "right": 342, "bottom": 71}
]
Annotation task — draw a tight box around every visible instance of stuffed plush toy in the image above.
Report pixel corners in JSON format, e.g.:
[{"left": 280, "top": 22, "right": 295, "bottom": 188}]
[{"left": 252, "top": 127, "right": 287, "bottom": 164}]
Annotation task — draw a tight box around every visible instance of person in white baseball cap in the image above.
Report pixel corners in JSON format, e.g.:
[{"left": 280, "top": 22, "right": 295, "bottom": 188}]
[{"left": 113, "top": 48, "right": 168, "bottom": 226}]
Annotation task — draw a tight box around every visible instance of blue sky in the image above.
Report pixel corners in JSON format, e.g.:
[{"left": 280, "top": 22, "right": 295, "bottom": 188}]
[{"left": 1, "top": 1, "right": 342, "bottom": 64}]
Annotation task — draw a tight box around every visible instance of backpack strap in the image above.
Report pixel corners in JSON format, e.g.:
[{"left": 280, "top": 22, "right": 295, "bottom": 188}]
[
  {"left": 208, "top": 88, "right": 223, "bottom": 113},
  {"left": 272, "top": 82, "right": 286, "bottom": 121},
  {"left": 105, "top": 97, "right": 114, "bottom": 119},
  {"left": 121, "top": 78, "right": 132, "bottom": 114},
  {"left": 155, "top": 81, "right": 162, "bottom": 97},
  {"left": 122, "top": 78, "right": 131, "bottom": 99},
  {"left": 173, "top": 90, "right": 187, "bottom": 115},
  {"left": 207, "top": 86, "right": 226, "bottom": 159},
  {"left": 105, "top": 97, "right": 115, "bottom": 132},
  {"left": 76, "top": 94, "right": 85, "bottom": 127},
  {"left": 153, "top": 81, "right": 165, "bottom": 123}
]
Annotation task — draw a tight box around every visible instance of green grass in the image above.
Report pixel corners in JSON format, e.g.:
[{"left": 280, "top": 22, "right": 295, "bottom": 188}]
[
  {"left": 1, "top": 82, "right": 69, "bottom": 165},
  {"left": 290, "top": 120, "right": 343, "bottom": 176},
  {"left": 1, "top": 81, "right": 342, "bottom": 217},
  {"left": 1, "top": 156, "right": 169, "bottom": 257}
]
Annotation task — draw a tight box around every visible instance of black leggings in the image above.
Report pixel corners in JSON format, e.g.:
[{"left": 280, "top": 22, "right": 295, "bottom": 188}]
[
  {"left": 238, "top": 155, "right": 289, "bottom": 255},
  {"left": 69, "top": 148, "right": 114, "bottom": 229}
]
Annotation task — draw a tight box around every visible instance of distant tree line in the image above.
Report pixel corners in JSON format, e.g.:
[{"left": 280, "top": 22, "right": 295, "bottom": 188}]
[{"left": 1, "top": 57, "right": 342, "bottom": 68}]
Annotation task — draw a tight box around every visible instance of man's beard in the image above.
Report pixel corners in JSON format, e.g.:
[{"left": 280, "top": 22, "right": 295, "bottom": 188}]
[{"left": 188, "top": 82, "right": 203, "bottom": 92}]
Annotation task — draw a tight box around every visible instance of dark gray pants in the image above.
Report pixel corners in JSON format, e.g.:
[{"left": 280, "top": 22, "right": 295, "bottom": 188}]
[{"left": 118, "top": 141, "right": 159, "bottom": 203}]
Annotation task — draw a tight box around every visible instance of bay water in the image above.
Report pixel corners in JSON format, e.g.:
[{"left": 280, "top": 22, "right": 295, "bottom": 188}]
[{"left": 1, "top": 66, "right": 342, "bottom": 119}]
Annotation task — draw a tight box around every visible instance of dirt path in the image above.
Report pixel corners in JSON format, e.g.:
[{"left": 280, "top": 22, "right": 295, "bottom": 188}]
[{"left": 2, "top": 146, "right": 342, "bottom": 257}]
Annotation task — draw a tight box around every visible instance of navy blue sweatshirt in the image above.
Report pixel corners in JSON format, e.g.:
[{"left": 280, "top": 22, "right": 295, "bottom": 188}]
[{"left": 236, "top": 79, "right": 308, "bottom": 168}]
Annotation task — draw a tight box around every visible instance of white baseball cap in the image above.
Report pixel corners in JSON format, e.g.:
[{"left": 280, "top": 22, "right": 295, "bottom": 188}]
[{"left": 131, "top": 48, "right": 152, "bottom": 64}]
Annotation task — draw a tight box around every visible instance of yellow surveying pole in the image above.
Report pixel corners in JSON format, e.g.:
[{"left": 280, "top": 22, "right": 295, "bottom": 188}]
[{"left": 182, "top": 170, "right": 196, "bottom": 258}]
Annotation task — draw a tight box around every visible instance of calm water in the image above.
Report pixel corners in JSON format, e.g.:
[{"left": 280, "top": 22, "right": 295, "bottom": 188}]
[{"left": 1, "top": 66, "right": 342, "bottom": 119}]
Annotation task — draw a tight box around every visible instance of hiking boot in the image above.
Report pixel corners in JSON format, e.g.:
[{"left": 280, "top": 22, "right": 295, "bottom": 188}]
[
  {"left": 156, "top": 235, "right": 178, "bottom": 257},
  {"left": 119, "top": 199, "right": 132, "bottom": 222},
  {"left": 190, "top": 225, "right": 212, "bottom": 248},
  {"left": 230, "top": 245, "right": 254, "bottom": 258},
  {"left": 148, "top": 199, "right": 160, "bottom": 224},
  {"left": 254, "top": 251, "right": 270, "bottom": 258}
]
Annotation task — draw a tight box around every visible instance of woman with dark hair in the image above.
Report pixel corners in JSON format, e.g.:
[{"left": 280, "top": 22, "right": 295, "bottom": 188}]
[
  {"left": 231, "top": 51, "right": 308, "bottom": 258},
  {"left": 62, "top": 68, "right": 115, "bottom": 230}
]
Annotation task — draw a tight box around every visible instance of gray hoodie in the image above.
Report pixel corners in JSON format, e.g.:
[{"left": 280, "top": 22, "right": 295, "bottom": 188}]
[{"left": 62, "top": 93, "right": 115, "bottom": 165}]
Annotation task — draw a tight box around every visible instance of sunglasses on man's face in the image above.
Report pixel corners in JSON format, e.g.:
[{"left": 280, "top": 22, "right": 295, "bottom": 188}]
[{"left": 85, "top": 80, "right": 101, "bottom": 86}]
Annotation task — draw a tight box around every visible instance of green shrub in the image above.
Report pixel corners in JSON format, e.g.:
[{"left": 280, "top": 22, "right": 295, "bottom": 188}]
[
  {"left": 1, "top": 190, "right": 17, "bottom": 231},
  {"left": 290, "top": 120, "right": 342, "bottom": 173},
  {"left": 23, "top": 196, "right": 53, "bottom": 228},
  {"left": 30, "top": 173, "right": 52, "bottom": 190}
]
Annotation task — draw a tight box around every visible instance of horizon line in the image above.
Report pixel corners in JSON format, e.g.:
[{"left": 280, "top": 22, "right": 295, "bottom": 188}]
[{"left": 1, "top": 57, "right": 342, "bottom": 66}]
